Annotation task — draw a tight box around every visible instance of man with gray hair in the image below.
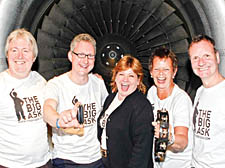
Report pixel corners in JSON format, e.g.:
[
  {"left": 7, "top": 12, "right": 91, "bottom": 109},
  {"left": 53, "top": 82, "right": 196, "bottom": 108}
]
[{"left": 0, "top": 28, "right": 51, "bottom": 168}]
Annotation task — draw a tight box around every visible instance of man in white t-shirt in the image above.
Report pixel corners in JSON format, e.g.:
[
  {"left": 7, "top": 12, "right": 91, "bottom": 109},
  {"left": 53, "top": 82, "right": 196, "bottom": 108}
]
[
  {"left": 189, "top": 34, "right": 225, "bottom": 168},
  {"left": 0, "top": 28, "right": 51, "bottom": 168},
  {"left": 43, "top": 33, "right": 108, "bottom": 167}
]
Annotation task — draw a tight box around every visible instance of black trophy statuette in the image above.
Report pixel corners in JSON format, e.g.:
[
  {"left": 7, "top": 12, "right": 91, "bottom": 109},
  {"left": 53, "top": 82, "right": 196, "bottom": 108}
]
[
  {"left": 77, "top": 105, "right": 84, "bottom": 124},
  {"left": 154, "top": 108, "right": 169, "bottom": 162}
]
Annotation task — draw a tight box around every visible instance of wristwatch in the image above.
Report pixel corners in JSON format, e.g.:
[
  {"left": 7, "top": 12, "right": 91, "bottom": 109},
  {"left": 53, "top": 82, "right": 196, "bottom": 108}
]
[{"left": 168, "top": 133, "right": 175, "bottom": 146}]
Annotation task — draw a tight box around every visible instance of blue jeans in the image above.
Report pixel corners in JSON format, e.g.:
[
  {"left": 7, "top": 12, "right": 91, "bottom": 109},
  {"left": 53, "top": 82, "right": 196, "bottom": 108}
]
[{"left": 52, "top": 158, "right": 104, "bottom": 168}]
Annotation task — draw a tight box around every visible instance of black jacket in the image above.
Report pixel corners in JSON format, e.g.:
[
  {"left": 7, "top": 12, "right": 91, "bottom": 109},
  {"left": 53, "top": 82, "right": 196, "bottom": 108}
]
[{"left": 98, "top": 89, "right": 154, "bottom": 168}]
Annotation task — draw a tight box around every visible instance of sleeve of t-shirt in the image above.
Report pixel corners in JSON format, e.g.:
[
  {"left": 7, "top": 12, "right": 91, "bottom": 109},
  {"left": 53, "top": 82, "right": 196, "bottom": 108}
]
[
  {"left": 172, "top": 93, "right": 192, "bottom": 128},
  {"left": 100, "top": 79, "right": 109, "bottom": 106},
  {"left": 44, "top": 78, "right": 59, "bottom": 102},
  {"left": 146, "top": 86, "right": 155, "bottom": 103}
]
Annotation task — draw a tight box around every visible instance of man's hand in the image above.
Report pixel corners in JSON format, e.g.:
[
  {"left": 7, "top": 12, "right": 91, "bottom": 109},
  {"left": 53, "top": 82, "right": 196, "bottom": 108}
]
[
  {"left": 58, "top": 102, "right": 83, "bottom": 129},
  {"left": 93, "top": 73, "right": 104, "bottom": 80}
]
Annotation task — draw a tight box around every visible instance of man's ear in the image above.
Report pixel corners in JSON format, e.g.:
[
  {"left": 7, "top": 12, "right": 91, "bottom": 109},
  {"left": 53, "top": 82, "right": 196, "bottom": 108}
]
[
  {"left": 68, "top": 51, "right": 73, "bottom": 63},
  {"left": 216, "top": 51, "right": 220, "bottom": 64},
  {"left": 32, "top": 56, "right": 37, "bottom": 63}
]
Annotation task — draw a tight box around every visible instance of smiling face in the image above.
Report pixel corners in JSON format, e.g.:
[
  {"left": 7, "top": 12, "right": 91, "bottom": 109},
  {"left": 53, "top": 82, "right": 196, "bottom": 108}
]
[
  {"left": 68, "top": 40, "right": 95, "bottom": 77},
  {"left": 189, "top": 40, "right": 220, "bottom": 82},
  {"left": 7, "top": 37, "right": 36, "bottom": 79},
  {"left": 115, "top": 68, "right": 140, "bottom": 100},
  {"left": 150, "top": 57, "right": 177, "bottom": 91}
]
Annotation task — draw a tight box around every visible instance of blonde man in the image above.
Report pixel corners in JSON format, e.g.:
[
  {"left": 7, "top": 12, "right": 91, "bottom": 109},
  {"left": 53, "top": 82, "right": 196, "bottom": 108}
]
[
  {"left": 44, "top": 33, "right": 108, "bottom": 167},
  {"left": 189, "top": 34, "right": 225, "bottom": 168}
]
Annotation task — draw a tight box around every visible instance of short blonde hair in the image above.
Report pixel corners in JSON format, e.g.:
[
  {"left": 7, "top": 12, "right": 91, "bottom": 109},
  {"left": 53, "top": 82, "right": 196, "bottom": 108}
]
[
  {"left": 5, "top": 28, "right": 38, "bottom": 58},
  {"left": 70, "top": 33, "right": 96, "bottom": 53},
  {"left": 111, "top": 55, "right": 146, "bottom": 94}
]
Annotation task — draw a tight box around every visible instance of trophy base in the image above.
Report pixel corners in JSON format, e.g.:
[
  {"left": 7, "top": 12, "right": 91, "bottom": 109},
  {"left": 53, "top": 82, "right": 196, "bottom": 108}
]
[{"left": 61, "top": 127, "right": 84, "bottom": 136}]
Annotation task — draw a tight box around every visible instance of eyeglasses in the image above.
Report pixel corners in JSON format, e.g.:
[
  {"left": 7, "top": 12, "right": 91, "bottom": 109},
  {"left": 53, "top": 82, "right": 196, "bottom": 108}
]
[{"left": 72, "top": 51, "right": 95, "bottom": 59}]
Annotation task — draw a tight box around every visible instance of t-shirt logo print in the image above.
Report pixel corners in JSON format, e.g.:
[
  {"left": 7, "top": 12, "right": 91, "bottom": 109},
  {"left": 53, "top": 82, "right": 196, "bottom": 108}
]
[
  {"left": 72, "top": 96, "right": 97, "bottom": 126},
  {"left": 193, "top": 100, "right": 199, "bottom": 132},
  {"left": 10, "top": 88, "right": 26, "bottom": 121},
  {"left": 193, "top": 100, "right": 211, "bottom": 139},
  {"left": 72, "top": 96, "right": 78, "bottom": 105}
]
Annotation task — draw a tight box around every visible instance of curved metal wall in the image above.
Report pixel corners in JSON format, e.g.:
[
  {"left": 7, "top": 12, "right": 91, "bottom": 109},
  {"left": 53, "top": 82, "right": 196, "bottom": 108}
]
[
  {"left": 0, "top": 0, "right": 224, "bottom": 76},
  {"left": 0, "top": 0, "right": 21, "bottom": 71},
  {"left": 198, "top": 0, "right": 225, "bottom": 76}
]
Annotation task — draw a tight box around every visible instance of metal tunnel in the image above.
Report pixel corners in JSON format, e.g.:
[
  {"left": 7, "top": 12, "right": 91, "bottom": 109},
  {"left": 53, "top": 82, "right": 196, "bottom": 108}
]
[{"left": 0, "top": 0, "right": 225, "bottom": 100}]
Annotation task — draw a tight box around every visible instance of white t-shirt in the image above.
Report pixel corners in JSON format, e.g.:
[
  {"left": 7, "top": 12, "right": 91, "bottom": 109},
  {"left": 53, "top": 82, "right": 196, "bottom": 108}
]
[
  {"left": 0, "top": 70, "right": 50, "bottom": 168},
  {"left": 99, "top": 93, "right": 124, "bottom": 150},
  {"left": 192, "top": 80, "right": 225, "bottom": 168},
  {"left": 147, "top": 84, "right": 192, "bottom": 168},
  {"left": 45, "top": 72, "right": 108, "bottom": 164}
]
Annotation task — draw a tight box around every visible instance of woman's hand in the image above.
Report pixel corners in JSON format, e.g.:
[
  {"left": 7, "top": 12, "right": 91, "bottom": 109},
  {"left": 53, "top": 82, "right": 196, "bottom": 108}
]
[{"left": 152, "top": 121, "right": 188, "bottom": 153}]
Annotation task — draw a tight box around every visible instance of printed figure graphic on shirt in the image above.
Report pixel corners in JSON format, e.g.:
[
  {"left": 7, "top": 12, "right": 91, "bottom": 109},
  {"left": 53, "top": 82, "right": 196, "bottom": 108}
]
[
  {"left": 10, "top": 88, "right": 43, "bottom": 122},
  {"left": 72, "top": 96, "right": 78, "bottom": 105},
  {"left": 10, "top": 88, "right": 25, "bottom": 121},
  {"left": 193, "top": 100, "right": 199, "bottom": 132}
]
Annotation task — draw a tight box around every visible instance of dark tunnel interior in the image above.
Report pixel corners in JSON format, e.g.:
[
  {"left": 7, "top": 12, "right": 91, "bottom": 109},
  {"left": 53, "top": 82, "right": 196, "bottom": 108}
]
[{"left": 17, "top": 0, "right": 204, "bottom": 100}]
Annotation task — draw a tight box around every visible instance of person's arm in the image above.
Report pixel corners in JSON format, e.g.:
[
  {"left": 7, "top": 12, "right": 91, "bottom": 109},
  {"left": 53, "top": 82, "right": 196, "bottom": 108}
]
[
  {"left": 43, "top": 98, "right": 59, "bottom": 127},
  {"left": 43, "top": 98, "right": 82, "bottom": 128},
  {"left": 93, "top": 73, "right": 104, "bottom": 80},
  {"left": 167, "top": 93, "right": 191, "bottom": 153},
  {"left": 9, "top": 88, "right": 14, "bottom": 98},
  {"left": 167, "top": 126, "right": 188, "bottom": 153},
  {"left": 129, "top": 101, "right": 154, "bottom": 168},
  {"left": 152, "top": 122, "right": 188, "bottom": 153}
]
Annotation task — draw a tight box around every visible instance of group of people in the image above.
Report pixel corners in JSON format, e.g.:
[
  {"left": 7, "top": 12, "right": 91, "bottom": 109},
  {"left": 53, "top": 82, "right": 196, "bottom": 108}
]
[{"left": 0, "top": 28, "right": 224, "bottom": 168}]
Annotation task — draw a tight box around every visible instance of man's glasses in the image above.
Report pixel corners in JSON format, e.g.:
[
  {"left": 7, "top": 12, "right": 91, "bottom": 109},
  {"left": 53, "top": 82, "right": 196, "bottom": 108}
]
[{"left": 72, "top": 51, "right": 95, "bottom": 59}]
